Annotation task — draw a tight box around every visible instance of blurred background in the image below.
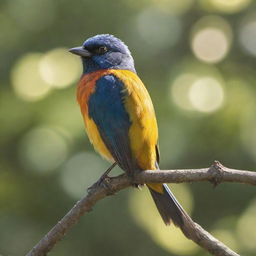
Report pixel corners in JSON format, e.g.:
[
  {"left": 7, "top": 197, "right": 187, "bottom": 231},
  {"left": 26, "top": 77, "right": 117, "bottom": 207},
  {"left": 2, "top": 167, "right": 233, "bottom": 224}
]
[{"left": 1, "top": 0, "right": 256, "bottom": 255}]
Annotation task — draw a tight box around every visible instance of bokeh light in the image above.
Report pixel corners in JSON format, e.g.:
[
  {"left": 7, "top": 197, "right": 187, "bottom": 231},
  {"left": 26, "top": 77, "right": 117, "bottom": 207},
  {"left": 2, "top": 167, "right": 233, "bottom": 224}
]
[
  {"left": 188, "top": 77, "right": 224, "bottom": 113},
  {"left": 191, "top": 16, "right": 232, "bottom": 63},
  {"left": 192, "top": 28, "right": 229, "bottom": 63},
  {"left": 11, "top": 53, "right": 51, "bottom": 101},
  {"left": 170, "top": 62, "right": 225, "bottom": 113},
  {"left": 236, "top": 199, "right": 256, "bottom": 251},
  {"left": 171, "top": 73, "right": 197, "bottom": 111},
  {"left": 200, "top": 0, "right": 251, "bottom": 13},
  {"left": 19, "top": 126, "right": 69, "bottom": 173},
  {"left": 136, "top": 7, "right": 182, "bottom": 50},
  {"left": 60, "top": 152, "right": 108, "bottom": 199},
  {"left": 129, "top": 184, "right": 197, "bottom": 255},
  {"left": 239, "top": 14, "right": 256, "bottom": 57},
  {"left": 39, "top": 48, "right": 82, "bottom": 89},
  {"left": 11, "top": 49, "right": 80, "bottom": 102}
]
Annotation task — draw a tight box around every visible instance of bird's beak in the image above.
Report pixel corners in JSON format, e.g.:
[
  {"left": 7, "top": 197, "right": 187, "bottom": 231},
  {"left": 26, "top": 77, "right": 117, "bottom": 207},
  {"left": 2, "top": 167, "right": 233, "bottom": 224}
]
[{"left": 69, "top": 47, "right": 92, "bottom": 57}]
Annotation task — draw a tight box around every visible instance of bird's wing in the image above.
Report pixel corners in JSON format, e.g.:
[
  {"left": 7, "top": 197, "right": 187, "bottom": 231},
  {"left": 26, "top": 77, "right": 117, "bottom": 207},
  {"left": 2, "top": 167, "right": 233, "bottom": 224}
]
[
  {"left": 88, "top": 74, "right": 136, "bottom": 174},
  {"left": 111, "top": 70, "right": 159, "bottom": 171}
]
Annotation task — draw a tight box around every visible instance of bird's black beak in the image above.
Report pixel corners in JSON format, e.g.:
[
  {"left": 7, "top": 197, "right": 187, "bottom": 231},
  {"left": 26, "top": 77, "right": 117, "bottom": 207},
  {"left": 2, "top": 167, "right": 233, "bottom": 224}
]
[{"left": 69, "top": 47, "right": 92, "bottom": 57}]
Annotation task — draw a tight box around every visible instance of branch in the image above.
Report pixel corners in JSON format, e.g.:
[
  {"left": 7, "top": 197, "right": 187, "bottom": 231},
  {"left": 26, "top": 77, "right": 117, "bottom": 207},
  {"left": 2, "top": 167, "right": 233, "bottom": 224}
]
[
  {"left": 135, "top": 161, "right": 256, "bottom": 186},
  {"left": 26, "top": 161, "right": 256, "bottom": 256}
]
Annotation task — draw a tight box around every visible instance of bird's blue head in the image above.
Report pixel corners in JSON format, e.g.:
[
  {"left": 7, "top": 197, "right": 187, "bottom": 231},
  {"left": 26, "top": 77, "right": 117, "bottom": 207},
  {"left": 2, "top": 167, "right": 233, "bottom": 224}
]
[{"left": 69, "top": 34, "right": 136, "bottom": 74}]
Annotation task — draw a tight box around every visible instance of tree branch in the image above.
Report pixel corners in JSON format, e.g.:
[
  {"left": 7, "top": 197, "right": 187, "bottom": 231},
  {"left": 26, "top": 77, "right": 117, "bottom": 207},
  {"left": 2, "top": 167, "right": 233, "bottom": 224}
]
[
  {"left": 135, "top": 161, "right": 256, "bottom": 186},
  {"left": 26, "top": 161, "right": 256, "bottom": 256}
]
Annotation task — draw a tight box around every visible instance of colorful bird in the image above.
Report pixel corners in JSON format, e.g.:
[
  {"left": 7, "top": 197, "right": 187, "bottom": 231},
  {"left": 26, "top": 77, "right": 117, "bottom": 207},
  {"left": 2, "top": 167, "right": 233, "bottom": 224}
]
[{"left": 69, "top": 34, "right": 194, "bottom": 234}]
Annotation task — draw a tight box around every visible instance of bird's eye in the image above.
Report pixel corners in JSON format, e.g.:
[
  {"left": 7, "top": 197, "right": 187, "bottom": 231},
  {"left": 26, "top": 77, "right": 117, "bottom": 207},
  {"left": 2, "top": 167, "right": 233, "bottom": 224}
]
[{"left": 96, "top": 46, "right": 108, "bottom": 55}]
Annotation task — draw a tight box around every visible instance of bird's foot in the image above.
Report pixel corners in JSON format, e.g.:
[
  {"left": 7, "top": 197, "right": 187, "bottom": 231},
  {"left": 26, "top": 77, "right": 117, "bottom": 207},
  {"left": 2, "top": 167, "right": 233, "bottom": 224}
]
[
  {"left": 87, "top": 173, "right": 112, "bottom": 192},
  {"left": 132, "top": 183, "right": 144, "bottom": 191},
  {"left": 126, "top": 169, "right": 144, "bottom": 189},
  {"left": 87, "top": 162, "right": 117, "bottom": 194}
]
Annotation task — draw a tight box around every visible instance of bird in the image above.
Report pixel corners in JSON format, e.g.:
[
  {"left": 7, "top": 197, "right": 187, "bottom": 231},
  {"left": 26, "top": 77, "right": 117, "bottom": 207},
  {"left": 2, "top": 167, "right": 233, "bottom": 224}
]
[{"left": 69, "top": 34, "right": 194, "bottom": 236}]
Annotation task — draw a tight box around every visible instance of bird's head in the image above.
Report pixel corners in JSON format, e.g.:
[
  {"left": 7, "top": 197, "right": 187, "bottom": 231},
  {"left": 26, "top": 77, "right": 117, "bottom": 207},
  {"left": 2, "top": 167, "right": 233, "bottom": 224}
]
[{"left": 69, "top": 34, "right": 135, "bottom": 74}]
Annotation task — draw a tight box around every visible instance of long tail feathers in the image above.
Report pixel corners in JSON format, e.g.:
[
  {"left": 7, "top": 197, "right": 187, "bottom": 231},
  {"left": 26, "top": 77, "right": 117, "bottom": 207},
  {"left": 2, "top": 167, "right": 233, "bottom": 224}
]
[{"left": 148, "top": 184, "right": 195, "bottom": 239}]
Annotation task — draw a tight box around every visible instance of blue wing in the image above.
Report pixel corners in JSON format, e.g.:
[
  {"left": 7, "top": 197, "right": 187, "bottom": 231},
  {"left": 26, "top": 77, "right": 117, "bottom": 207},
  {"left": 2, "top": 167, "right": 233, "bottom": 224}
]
[{"left": 88, "top": 74, "right": 137, "bottom": 174}]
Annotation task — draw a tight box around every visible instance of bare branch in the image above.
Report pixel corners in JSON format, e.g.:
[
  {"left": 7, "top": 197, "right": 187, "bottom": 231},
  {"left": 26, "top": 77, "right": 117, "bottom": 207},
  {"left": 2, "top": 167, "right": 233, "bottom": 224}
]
[
  {"left": 26, "top": 161, "right": 256, "bottom": 256},
  {"left": 135, "top": 161, "right": 256, "bottom": 186}
]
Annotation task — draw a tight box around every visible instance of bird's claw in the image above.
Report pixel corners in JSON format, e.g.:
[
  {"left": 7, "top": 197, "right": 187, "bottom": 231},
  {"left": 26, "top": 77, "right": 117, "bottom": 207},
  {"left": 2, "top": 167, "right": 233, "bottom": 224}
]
[{"left": 87, "top": 175, "right": 115, "bottom": 195}]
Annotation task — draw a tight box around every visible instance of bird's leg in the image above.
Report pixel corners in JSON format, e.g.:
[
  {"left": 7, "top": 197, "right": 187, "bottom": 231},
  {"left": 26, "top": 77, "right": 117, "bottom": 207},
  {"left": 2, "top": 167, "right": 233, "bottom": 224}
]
[
  {"left": 126, "top": 168, "right": 143, "bottom": 189},
  {"left": 87, "top": 162, "right": 117, "bottom": 192},
  {"left": 99, "top": 162, "right": 117, "bottom": 182}
]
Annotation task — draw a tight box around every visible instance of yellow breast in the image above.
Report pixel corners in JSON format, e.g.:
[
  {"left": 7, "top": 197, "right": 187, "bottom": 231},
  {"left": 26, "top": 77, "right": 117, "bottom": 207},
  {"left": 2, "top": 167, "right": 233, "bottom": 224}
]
[{"left": 77, "top": 70, "right": 114, "bottom": 162}]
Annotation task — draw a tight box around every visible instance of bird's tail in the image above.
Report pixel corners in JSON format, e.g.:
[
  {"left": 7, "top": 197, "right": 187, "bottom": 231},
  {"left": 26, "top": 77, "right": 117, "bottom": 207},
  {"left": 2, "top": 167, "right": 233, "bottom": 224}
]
[{"left": 148, "top": 183, "right": 195, "bottom": 238}]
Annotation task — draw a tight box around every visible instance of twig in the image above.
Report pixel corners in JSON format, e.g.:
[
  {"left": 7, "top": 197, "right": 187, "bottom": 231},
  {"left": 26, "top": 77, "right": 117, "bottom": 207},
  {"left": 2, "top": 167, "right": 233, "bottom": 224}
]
[{"left": 26, "top": 161, "right": 256, "bottom": 256}]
